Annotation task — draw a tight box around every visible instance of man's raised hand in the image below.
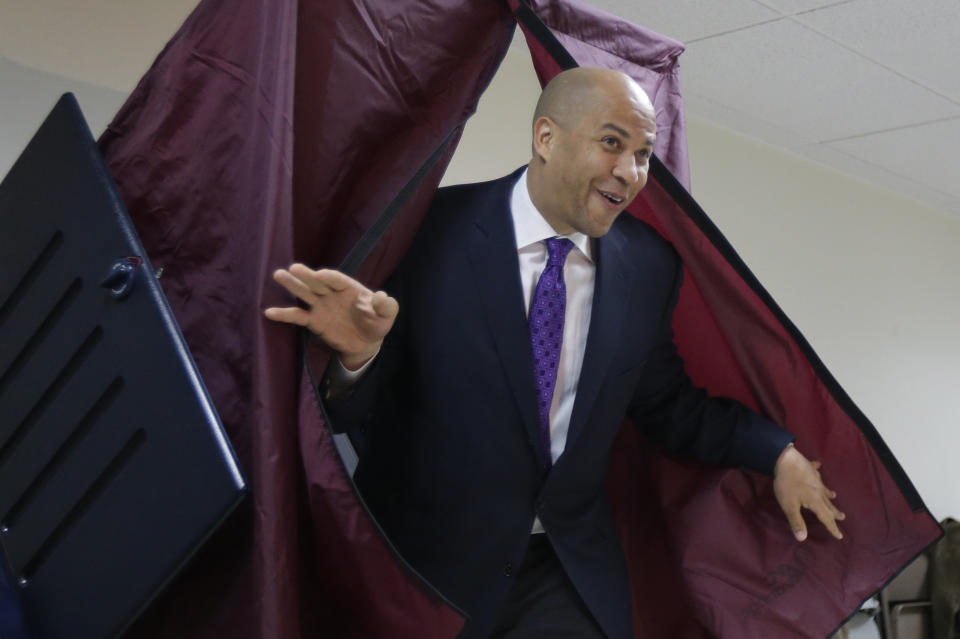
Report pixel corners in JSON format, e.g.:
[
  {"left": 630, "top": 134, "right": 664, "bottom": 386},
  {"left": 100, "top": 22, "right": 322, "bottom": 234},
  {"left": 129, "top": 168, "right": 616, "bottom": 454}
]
[
  {"left": 773, "top": 444, "right": 846, "bottom": 542},
  {"left": 264, "top": 264, "right": 398, "bottom": 370}
]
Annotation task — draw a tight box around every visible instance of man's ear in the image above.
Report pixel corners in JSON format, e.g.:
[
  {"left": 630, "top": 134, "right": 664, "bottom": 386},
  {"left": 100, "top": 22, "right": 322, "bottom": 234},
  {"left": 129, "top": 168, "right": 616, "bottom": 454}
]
[{"left": 532, "top": 116, "right": 557, "bottom": 162}]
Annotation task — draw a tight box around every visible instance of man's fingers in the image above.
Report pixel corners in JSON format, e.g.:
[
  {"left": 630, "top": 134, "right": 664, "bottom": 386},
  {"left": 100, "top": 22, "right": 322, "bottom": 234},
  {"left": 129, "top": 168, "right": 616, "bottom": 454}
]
[
  {"left": 785, "top": 505, "right": 808, "bottom": 542},
  {"left": 263, "top": 306, "right": 310, "bottom": 327},
  {"left": 798, "top": 488, "right": 845, "bottom": 540},
  {"left": 818, "top": 478, "right": 843, "bottom": 516},
  {"left": 283, "top": 265, "right": 371, "bottom": 301},
  {"left": 826, "top": 497, "right": 846, "bottom": 521},
  {"left": 812, "top": 500, "right": 844, "bottom": 540},
  {"left": 313, "top": 268, "right": 357, "bottom": 293},
  {"left": 273, "top": 269, "right": 319, "bottom": 303},
  {"left": 287, "top": 263, "right": 337, "bottom": 295},
  {"left": 371, "top": 290, "right": 399, "bottom": 319}
]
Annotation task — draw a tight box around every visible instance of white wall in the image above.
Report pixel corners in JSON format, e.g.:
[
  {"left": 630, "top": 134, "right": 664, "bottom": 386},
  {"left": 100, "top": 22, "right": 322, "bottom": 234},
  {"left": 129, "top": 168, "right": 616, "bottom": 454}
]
[
  {"left": 0, "top": 57, "right": 126, "bottom": 176},
  {"left": 448, "top": 45, "right": 960, "bottom": 521},
  {"left": 442, "top": 44, "right": 540, "bottom": 186},
  {"left": 0, "top": 0, "right": 198, "bottom": 176}
]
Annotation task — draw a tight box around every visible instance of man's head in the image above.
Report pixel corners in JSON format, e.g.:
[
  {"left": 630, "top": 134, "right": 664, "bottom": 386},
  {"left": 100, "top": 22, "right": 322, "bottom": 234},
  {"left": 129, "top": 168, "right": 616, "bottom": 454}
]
[{"left": 527, "top": 67, "right": 656, "bottom": 238}]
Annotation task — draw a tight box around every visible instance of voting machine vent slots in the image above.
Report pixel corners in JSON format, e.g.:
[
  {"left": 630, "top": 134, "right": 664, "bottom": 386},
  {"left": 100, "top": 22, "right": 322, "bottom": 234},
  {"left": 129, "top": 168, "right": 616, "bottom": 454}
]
[{"left": 0, "top": 94, "right": 246, "bottom": 639}]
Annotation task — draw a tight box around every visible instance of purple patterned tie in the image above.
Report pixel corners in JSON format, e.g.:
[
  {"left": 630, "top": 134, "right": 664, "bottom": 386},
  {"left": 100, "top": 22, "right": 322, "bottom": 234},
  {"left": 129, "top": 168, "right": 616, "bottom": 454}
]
[{"left": 529, "top": 237, "right": 575, "bottom": 470}]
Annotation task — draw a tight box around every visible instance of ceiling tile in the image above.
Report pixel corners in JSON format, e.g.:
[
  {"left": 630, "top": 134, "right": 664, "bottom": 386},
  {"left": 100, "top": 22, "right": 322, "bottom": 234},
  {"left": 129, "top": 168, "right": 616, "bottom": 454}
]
[
  {"left": 681, "top": 19, "right": 960, "bottom": 142},
  {"left": 796, "top": 0, "right": 960, "bottom": 102},
  {"left": 592, "top": 0, "right": 779, "bottom": 42},
  {"left": 826, "top": 117, "right": 960, "bottom": 201}
]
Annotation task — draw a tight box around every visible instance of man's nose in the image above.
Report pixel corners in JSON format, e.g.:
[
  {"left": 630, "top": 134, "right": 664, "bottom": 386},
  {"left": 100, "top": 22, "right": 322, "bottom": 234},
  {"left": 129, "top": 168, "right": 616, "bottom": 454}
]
[{"left": 612, "top": 155, "right": 641, "bottom": 185}]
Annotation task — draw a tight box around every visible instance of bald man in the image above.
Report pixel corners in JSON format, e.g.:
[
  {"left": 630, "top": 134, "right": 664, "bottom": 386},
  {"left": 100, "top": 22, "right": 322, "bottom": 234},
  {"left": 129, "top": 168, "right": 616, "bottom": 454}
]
[{"left": 266, "top": 68, "right": 843, "bottom": 639}]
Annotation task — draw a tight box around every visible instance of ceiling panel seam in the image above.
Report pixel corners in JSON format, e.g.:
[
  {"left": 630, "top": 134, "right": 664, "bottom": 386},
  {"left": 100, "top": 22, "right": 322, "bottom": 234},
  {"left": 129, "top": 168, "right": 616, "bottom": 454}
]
[
  {"left": 683, "top": 16, "right": 787, "bottom": 44},
  {"left": 819, "top": 115, "right": 960, "bottom": 144},
  {"left": 751, "top": 0, "right": 858, "bottom": 18}
]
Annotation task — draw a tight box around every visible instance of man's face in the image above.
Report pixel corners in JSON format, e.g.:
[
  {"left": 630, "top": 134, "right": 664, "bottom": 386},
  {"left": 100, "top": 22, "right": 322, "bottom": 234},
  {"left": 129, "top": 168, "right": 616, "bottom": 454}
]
[{"left": 534, "top": 84, "right": 657, "bottom": 238}]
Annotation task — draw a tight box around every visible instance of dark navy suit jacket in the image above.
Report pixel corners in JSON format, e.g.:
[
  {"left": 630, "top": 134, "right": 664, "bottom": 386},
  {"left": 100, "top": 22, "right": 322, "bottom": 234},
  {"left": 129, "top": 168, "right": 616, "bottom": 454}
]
[{"left": 327, "top": 168, "right": 793, "bottom": 639}]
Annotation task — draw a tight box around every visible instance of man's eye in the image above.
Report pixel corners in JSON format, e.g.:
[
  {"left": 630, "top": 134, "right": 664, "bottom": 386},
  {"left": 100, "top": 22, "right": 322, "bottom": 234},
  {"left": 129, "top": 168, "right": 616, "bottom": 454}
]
[{"left": 602, "top": 137, "right": 620, "bottom": 149}]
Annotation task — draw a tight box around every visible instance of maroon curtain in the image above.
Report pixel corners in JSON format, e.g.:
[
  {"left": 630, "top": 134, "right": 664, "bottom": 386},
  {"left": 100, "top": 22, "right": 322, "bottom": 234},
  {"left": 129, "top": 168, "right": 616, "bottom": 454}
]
[
  {"left": 100, "top": 1, "right": 511, "bottom": 636},
  {"left": 98, "top": 0, "right": 940, "bottom": 637}
]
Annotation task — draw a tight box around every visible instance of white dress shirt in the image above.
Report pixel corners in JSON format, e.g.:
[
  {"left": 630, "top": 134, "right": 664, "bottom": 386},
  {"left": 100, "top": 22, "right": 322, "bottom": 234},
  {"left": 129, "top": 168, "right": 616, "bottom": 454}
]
[
  {"left": 511, "top": 169, "right": 595, "bottom": 534},
  {"left": 511, "top": 168, "right": 594, "bottom": 465}
]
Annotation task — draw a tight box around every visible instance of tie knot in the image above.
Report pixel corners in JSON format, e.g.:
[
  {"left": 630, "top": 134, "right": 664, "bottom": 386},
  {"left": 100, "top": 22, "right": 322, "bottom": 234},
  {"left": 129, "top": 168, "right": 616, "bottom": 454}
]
[{"left": 545, "top": 237, "right": 575, "bottom": 267}]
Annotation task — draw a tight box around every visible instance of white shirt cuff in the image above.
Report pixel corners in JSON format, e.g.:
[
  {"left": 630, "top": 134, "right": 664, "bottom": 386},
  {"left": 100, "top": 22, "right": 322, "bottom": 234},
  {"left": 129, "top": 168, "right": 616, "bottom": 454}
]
[{"left": 328, "top": 350, "right": 379, "bottom": 385}]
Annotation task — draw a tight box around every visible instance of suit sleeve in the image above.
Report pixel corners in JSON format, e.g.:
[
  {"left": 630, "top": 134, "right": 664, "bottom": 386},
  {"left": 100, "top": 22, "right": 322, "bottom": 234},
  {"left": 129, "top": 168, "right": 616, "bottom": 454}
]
[
  {"left": 321, "top": 273, "right": 407, "bottom": 436},
  {"left": 626, "top": 260, "right": 795, "bottom": 475}
]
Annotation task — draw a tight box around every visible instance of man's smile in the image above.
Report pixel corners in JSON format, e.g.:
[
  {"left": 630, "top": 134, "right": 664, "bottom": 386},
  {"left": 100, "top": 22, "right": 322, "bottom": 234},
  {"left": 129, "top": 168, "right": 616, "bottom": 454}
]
[{"left": 597, "top": 188, "right": 625, "bottom": 206}]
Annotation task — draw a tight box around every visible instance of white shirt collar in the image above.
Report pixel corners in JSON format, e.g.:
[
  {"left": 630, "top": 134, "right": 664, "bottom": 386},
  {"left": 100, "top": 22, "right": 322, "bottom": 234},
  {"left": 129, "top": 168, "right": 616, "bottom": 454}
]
[{"left": 510, "top": 167, "right": 593, "bottom": 261}]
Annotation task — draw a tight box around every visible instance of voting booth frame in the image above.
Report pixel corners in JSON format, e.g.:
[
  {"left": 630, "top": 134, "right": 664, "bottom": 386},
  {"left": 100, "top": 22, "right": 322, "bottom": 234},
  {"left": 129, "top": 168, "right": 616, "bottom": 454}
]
[{"left": 0, "top": 95, "right": 246, "bottom": 639}]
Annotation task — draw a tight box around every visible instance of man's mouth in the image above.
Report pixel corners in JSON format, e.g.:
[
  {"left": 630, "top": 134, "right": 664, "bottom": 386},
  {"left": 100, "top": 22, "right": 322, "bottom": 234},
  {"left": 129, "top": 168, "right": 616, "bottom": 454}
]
[{"left": 598, "top": 190, "right": 625, "bottom": 205}]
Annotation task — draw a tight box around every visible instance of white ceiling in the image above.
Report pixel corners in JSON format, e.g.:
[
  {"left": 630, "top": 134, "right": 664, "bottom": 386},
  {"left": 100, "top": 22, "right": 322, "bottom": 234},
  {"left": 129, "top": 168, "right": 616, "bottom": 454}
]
[
  {"left": 2, "top": 0, "right": 958, "bottom": 216},
  {"left": 588, "top": 0, "right": 960, "bottom": 216}
]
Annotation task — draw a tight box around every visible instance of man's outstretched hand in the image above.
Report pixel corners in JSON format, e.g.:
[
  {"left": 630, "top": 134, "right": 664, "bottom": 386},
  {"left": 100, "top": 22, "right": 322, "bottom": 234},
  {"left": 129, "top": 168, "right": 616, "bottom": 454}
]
[
  {"left": 264, "top": 264, "right": 398, "bottom": 370},
  {"left": 773, "top": 444, "right": 846, "bottom": 542}
]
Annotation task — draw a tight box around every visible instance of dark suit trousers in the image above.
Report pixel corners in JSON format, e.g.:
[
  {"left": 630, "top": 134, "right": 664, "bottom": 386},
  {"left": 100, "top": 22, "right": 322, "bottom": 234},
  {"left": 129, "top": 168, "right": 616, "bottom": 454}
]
[{"left": 489, "top": 534, "right": 608, "bottom": 638}]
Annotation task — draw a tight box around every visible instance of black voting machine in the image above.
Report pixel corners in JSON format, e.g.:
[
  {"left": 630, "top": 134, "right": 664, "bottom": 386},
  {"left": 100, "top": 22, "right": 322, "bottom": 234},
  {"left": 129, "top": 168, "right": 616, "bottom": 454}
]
[{"left": 0, "top": 95, "right": 247, "bottom": 638}]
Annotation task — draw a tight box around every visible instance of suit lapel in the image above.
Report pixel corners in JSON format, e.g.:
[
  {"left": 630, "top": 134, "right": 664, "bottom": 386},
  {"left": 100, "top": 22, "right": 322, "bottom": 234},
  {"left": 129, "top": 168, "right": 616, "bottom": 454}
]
[
  {"left": 464, "top": 174, "right": 545, "bottom": 465},
  {"left": 564, "top": 224, "right": 633, "bottom": 452}
]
